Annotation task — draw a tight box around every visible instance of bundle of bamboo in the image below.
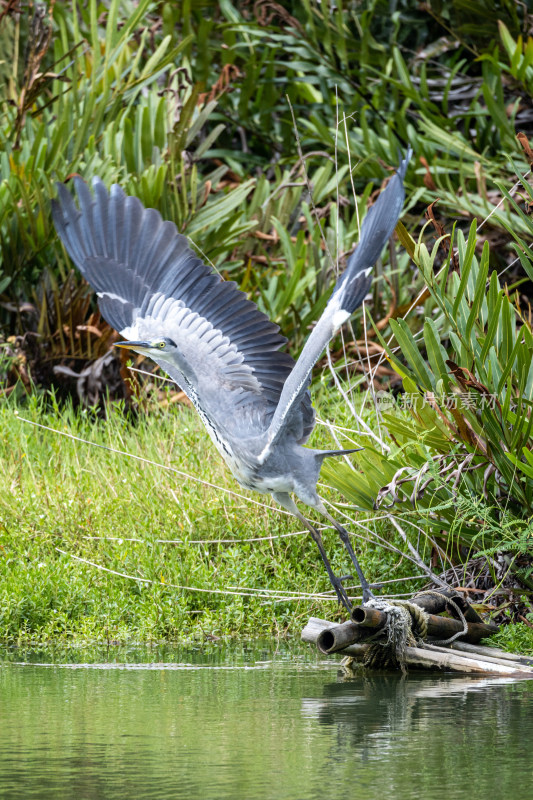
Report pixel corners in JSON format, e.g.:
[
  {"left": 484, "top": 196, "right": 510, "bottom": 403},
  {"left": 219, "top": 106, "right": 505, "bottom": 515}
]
[
  {"left": 302, "top": 617, "right": 533, "bottom": 675},
  {"left": 302, "top": 592, "right": 533, "bottom": 676}
]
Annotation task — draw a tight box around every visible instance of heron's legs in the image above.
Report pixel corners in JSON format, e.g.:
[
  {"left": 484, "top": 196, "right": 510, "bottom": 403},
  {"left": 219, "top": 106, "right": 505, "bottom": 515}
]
[
  {"left": 272, "top": 492, "right": 352, "bottom": 612},
  {"left": 314, "top": 499, "right": 374, "bottom": 604}
]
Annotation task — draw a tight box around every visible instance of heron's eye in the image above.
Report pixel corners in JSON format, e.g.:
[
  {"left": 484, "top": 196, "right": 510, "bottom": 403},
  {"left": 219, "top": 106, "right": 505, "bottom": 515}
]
[{"left": 157, "top": 341, "right": 166, "bottom": 349}]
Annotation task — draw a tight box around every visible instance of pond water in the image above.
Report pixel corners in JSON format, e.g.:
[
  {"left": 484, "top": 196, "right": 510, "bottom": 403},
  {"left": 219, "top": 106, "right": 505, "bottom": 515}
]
[{"left": 1, "top": 641, "right": 532, "bottom": 800}]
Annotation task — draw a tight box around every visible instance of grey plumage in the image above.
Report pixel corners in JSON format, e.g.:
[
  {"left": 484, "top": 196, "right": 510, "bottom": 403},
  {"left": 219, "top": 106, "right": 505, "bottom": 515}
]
[{"left": 52, "top": 152, "right": 409, "bottom": 609}]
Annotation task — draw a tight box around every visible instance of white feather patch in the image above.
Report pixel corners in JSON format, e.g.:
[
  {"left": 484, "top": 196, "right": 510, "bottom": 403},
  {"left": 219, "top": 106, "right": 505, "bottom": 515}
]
[
  {"left": 120, "top": 323, "right": 141, "bottom": 339},
  {"left": 332, "top": 309, "right": 351, "bottom": 329}
]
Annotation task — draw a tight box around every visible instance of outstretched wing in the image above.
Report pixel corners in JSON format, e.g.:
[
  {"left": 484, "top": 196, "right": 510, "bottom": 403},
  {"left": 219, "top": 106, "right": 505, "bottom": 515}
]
[
  {"left": 52, "top": 178, "right": 314, "bottom": 441},
  {"left": 260, "top": 150, "right": 411, "bottom": 461}
]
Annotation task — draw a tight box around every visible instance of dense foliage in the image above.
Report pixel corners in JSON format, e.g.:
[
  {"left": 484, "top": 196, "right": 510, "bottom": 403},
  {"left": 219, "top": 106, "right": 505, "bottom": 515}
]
[{"left": 1, "top": 1, "right": 531, "bottom": 350}]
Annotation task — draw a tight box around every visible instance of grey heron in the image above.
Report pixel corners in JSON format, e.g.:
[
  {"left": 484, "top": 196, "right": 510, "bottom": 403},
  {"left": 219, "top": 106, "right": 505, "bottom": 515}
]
[{"left": 52, "top": 153, "right": 409, "bottom": 610}]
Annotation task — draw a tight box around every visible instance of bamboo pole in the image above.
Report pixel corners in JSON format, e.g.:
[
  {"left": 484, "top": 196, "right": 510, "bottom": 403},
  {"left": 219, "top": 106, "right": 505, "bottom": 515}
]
[
  {"left": 301, "top": 617, "right": 533, "bottom": 676},
  {"left": 409, "top": 590, "right": 483, "bottom": 623},
  {"left": 450, "top": 640, "right": 533, "bottom": 666},
  {"left": 421, "top": 643, "right": 533, "bottom": 674},
  {"left": 303, "top": 618, "right": 367, "bottom": 660},
  {"left": 316, "top": 614, "right": 394, "bottom": 654},
  {"left": 316, "top": 621, "right": 366, "bottom": 654},
  {"left": 351, "top": 605, "right": 498, "bottom": 644},
  {"left": 316, "top": 604, "right": 498, "bottom": 655}
]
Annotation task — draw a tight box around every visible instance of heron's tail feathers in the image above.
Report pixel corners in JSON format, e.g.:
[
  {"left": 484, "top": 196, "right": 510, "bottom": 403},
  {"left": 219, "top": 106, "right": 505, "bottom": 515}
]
[
  {"left": 332, "top": 148, "right": 411, "bottom": 315},
  {"left": 314, "top": 447, "right": 363, "bottom": 463}
]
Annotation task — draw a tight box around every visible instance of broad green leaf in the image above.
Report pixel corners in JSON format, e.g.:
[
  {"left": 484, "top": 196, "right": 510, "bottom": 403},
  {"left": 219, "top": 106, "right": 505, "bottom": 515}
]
[
  {"left": 187, "top": 179, "right": 255, "bottom": 234},
  {"left": 423, "top": 318, "right": 449, "bottom": 382},
  {"left": 390, "top": 318, "right": 434, "bottom": 390}
]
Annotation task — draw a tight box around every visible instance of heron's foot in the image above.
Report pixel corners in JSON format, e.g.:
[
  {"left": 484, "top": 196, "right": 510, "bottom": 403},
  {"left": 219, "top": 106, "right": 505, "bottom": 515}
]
[
  {"left": 329, "top": 520, "right": 374, "bottom": 605},
  {"left": 362, "top": 585, "right": 375, "bottom": 605},
  {"left": 329, "top": 575, "right": 353, "bottom": 612},
  {"left": 336, "top": 537, "right": 373, "bottom": 604},
  {"left": 314, "top": 504, "right": 375, "bottom": 607},
  {"left": 336, "top": 574, "right": 374, "bottom": 605}
]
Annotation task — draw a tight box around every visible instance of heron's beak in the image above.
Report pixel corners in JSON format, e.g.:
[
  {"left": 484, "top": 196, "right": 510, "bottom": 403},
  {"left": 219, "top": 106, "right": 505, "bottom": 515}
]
[{"left": 114, "top": 340, "right": 151, "bottom": 351}]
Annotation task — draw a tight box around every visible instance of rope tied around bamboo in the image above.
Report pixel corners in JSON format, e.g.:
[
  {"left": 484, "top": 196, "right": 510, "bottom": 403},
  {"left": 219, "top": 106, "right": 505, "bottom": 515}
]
[
  {"left": 358, "top": 598, "right": 430, "bottom": 672},
  {"left": 411, "top": 589, "right": 470, "bottom": 646},
  {"left": 356, "top": 592, "right": 473, "bottom": 671},
  {"left": 314, "top": 589, "right": 498, "bottom": 672}
]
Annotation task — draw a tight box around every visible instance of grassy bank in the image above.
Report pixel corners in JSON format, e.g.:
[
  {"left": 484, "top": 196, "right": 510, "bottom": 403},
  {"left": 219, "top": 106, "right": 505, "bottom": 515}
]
[
  {"left": 1, "top": 390, "right": 532, "bottom": 655},
  {"left": 0, "top": 389, "right": 412, "bottom": 644}
]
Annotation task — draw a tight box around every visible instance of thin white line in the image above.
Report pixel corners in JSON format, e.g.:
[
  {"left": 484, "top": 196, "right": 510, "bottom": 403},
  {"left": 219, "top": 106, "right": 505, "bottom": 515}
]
[
  {"left": 127, "top": 366, "right": 174, "bottom": 382},
  {"left": 496, "top": 254, "right": 522, "bottom": 281},
  {"left": 477, "top": 169, "right": 531, "bottom": 233},
  {"left": 55, "top": 549, "right": 345, "bottom": 602},
  {"left": 82, "top": 529, "right": 313, "bottom": 544}
]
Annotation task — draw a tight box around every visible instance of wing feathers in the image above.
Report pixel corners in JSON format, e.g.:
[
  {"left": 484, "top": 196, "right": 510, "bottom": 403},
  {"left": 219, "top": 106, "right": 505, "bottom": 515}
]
[
  {"left": 52, "top": 177, "right": 314, "bottom": 438},
  {"left": 92, "top": 180, "right": 110, "bottom": 258},
  {"left": 74, "top": 180, "right": 99, "bottom": 258},
  {"left": 122, "top": 197, "right": 144, "bottom": 265},
  {"left": 260, "top": 149, "right": 410, "bottom": 458},
  {"left": 333, "top": 153, "right": 409, "bottom": 314}
]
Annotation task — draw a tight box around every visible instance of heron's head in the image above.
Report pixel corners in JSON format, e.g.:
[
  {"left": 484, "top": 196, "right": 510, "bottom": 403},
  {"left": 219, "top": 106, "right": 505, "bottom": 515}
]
[{"left": 114, "top": 337, "right": 178, "bottom": 357}]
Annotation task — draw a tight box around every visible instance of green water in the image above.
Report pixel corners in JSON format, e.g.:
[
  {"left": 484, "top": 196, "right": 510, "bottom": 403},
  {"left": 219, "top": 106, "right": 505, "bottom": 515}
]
[{"left": 1, "top": 642, "right": 532, "bottom": 800}]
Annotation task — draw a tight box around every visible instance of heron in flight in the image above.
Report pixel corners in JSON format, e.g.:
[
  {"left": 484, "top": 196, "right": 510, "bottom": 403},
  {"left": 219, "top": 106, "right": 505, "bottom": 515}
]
[{"left": 52, "top": 153, "right": 408, "bottom": 610}]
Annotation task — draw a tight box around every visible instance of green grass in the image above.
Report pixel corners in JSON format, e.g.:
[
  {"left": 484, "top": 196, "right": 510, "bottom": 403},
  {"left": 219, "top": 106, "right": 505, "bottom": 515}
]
[
  {"left": 0, "top": 388, "right": 413, "bottom": 645},
  {"left": 491, "top": 623, "right": 533, "bottom": 655},
  {"left": 1, "top": 388, "right": 532, "bottom": 655}
]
